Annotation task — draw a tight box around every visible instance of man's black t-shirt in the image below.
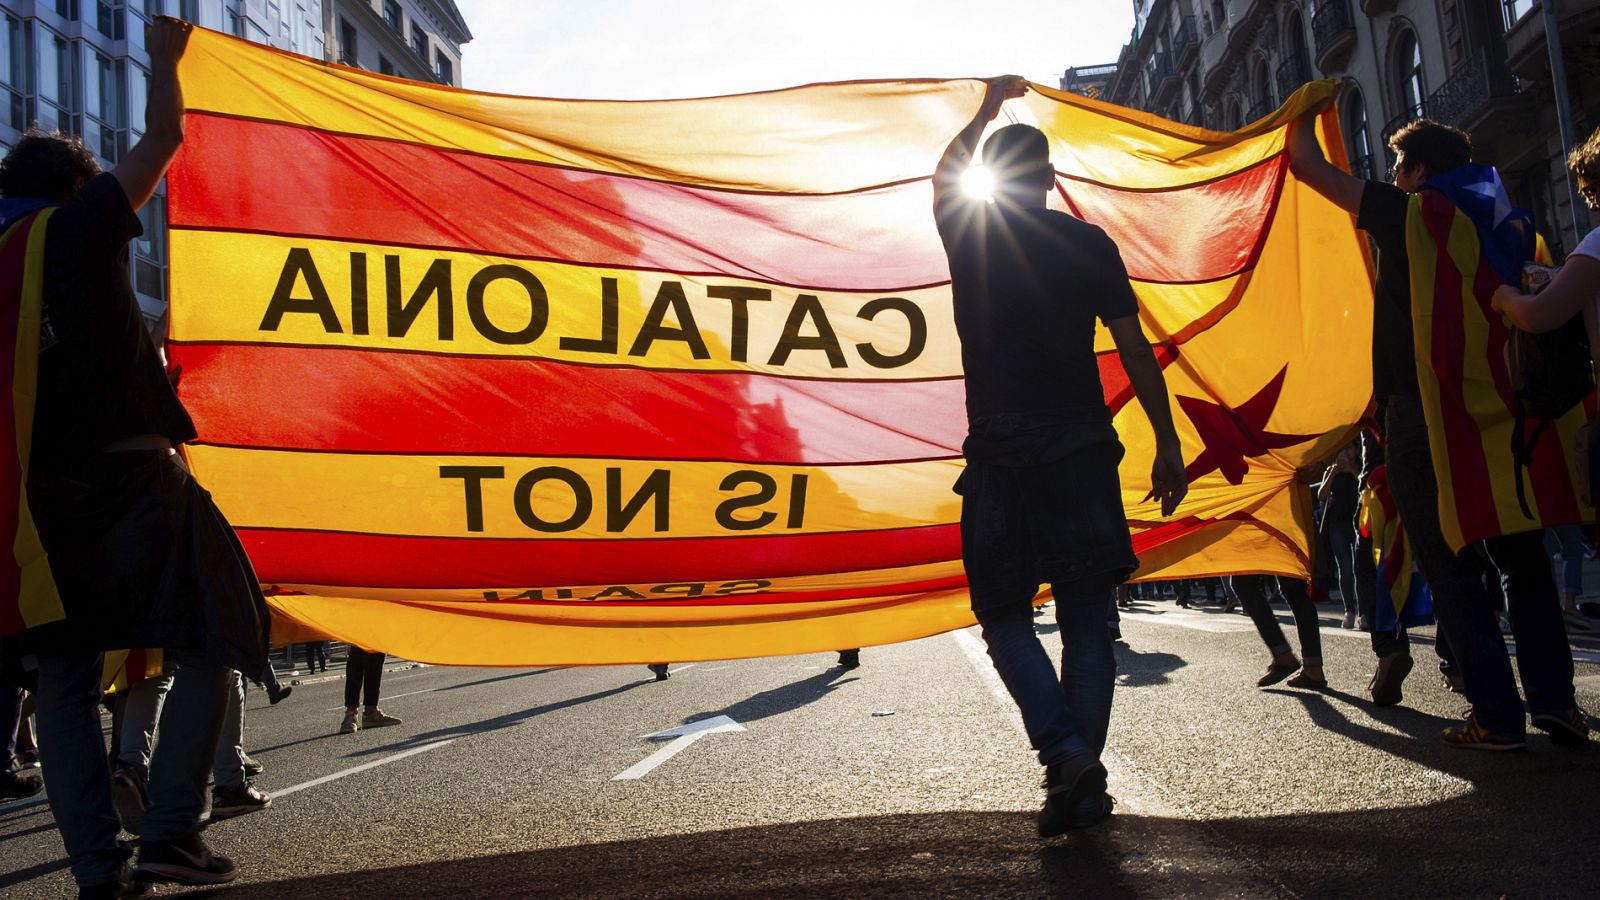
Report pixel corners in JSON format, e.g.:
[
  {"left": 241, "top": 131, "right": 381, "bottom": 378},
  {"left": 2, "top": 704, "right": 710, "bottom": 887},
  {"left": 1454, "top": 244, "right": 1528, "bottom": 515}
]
[
  {"left": 1356, "top": 181, "right": 1417, "bottom": 400},
  {"left": 31, "top": 173, "right": 196, "bottom": 461},
  {"left": 935, "top": 194, "right": 1139, "bottom": 460}
]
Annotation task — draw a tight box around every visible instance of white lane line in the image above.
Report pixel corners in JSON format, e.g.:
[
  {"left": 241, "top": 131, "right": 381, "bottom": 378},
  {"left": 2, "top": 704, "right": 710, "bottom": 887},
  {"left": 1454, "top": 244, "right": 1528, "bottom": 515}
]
[
  {"left": 273, "top": 740, "right": 456, "bottom": 798},
  {"left": 613, "top": 715, "right": 745, "bottom": 781},
  {"left": 950, "top": 628, "right": 1025, "bottom": 737}
]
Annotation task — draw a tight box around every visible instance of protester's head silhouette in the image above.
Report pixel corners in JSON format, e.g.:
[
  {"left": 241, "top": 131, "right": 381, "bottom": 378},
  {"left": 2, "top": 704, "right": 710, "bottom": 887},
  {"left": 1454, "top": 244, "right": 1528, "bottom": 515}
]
[
  {"left": 0, "top": 128, "right": 100, "bottom": 202},
  {"left": 981, "top": 123, "right": 1054, "bottom": 207}
]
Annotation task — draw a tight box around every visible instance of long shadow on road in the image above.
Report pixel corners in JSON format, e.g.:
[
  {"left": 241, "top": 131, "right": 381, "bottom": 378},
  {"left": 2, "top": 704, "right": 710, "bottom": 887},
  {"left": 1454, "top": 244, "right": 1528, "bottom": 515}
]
[
  {"left": 678, "top": 666, "right": 858, "bottom": 728},
  {"left": 348, "top": 681, "right": 649, "bottom": 758}
]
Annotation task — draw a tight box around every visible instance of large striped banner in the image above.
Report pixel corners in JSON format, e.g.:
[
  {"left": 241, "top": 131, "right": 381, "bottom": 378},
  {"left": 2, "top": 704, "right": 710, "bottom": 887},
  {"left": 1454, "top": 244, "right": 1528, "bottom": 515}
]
[{"left": 164, "top": 28, "right": 1373, "bottom": 665}]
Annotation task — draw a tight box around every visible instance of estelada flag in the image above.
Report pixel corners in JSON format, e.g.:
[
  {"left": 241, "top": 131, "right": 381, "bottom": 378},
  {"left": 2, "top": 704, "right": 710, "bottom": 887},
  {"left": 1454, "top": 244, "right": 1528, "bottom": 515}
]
[
  {"left": 1358, "top": 465, "right": 1431, "bottom": 631},
  {"left": 0, "top": 208, "right": 65, "bottom": 637},
  {"left": 164, "top": 28, "right": 1373, "bottom": 665},
  {"left": 1406, "top": 166, "right": 1593, "bottom": 552}
]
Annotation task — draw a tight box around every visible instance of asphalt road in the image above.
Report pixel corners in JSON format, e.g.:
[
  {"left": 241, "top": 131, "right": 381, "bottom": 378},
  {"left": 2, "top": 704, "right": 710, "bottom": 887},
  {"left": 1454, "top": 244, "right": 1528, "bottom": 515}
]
[{"left": 3, "top": 600, "right": 1599, "bottom": 898}]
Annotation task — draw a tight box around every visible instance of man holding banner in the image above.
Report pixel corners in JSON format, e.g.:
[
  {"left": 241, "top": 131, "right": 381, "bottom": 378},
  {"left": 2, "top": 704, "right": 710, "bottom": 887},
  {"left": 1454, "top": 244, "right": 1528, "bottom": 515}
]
[
  {"left": 1, "top": 17, "right": 270, "bottom": 895},
  {"left": 933, "top": 79, "right": 1186, "bottom": 836}
]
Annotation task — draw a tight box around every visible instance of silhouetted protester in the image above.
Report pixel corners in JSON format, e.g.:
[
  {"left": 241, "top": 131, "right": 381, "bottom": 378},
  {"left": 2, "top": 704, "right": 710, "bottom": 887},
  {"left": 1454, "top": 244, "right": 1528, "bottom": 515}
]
[
  {"left": 340, "top": 647, "right": 402, "bottom": 733},
  {"left": 933, "top": 78, "right": 1186, "bottom": 836},
  {"left": 2, "top": 19, "right": 275, "bottom": 894},
  {"left": 1290, "top": 105, "right": 1585, "bottom": 748},
  {"left": 1232, "top": 575, "right": 1325, "bottom": 689},
  {"left": 299, "top": 640, "right": 328, "bottom": 675}
]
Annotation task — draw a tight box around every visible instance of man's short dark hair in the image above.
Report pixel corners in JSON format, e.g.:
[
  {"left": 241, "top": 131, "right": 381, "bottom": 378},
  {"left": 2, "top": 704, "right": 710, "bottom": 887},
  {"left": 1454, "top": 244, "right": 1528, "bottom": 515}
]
[
  {"left": 0, "top": 129, "right": 100, "bottom": 201},
  {"left": 1386, "top": 119, "right": 1471, "bottom": 178},
  {"left": 982, "top": 123, "right": 1052, "bottom": 188}
]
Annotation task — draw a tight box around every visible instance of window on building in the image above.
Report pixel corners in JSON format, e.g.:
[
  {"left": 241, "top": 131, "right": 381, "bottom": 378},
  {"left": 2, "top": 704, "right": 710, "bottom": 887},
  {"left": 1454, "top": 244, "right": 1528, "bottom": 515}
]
[
  {"left": 56, "top": 0, "right": 80, "bottom": 20},
  {"left": 0, "top": 15, "right": 26, "bottom": 131},
  {"left": 1226, "top": 98, "right": 1241, "bottom": 130},
  {"left": 1396, "top": 30, "right": 1424, "bottom": 119},
  {"left": 145, "top": 0, "right": 163, "bottom": 17},
  {"left": 338, "top": 17, "right": 356, "bottom": 66},
  {"left": 83, "top": 52, "right": 125, "bottom": 161},
  {"left": 435, "top": 49, "right": 452, "bottom": 84},
  {"left": 36, "top": 28, "right": 76, "bottom": 135},
  {"left": 1343, "top": 87, "right": 1371, "bottom": 180},
  {"left": 133, "top": 188, "right": 166, "bottom": 301},
  {"left": 96, "top": 1, "right": 125, "bottom": 40},
  {"left": 1254, "top": 59, "right": 1271, "bottom": 107},
  {"left": 379, "top": 55, "right": 394, "bottom": 75},
  {"left": 1287, "top": 11, "right": 1310, "bottom": 78},
  {"left": 384, "top": 0, "right": 402, "bottom": 32},
  {"left": 1211, "top": 0, "right": 1225, "bottom": 30},
  {"left": 1503, "top": 0, "right": 1536, "bottom": 30},
  {"left": 128, "top": 63, "right": 146, "bottom": 136},
  {"left": 411, "top": 22, "right": 427, "bottom": 59}
]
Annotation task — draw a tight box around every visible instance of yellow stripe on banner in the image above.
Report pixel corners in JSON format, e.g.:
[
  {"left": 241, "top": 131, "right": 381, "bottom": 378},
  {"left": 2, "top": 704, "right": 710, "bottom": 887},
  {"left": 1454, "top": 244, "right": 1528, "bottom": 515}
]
[
  {"left": 268, "top": 586, "right": 980, "bottom": 666},
  {"left": 179, "top": 27, "right": 989, "bottom": 194},
  {"left": 273, "top": 560, "right": 968, "bottom": 604},
  {"left": 185, "top": 445, "right": 963, "bottom": 540},
  {"left": 11, "top": 209, "right": 64, "bottom": 629},
  {"left": 168, "top": 231, "right": 958, "bottom": 379}
]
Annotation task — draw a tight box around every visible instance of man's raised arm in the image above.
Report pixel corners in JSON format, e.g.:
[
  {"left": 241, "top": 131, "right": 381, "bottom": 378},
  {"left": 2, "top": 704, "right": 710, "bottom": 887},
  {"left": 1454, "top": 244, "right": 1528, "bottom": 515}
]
[
  {"left": 113, "top": 17, "right": 192, "bottom": 213},
  {"left": 1286, "top": 100, "right": 1364, "bottom": 215},
  {"left": 933, "top": 77, "right": 1028, "bottom": 208}
]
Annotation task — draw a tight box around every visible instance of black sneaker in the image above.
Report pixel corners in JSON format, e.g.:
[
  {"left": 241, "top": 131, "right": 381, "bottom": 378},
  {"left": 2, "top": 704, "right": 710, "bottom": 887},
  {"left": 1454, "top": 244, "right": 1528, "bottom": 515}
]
[
  {"left": 1368, "top": 651, "right": 1413, "bottom": 707},
  {"left": 1532, "top": 707, "right": 1592, "bottom": 748},
  {"left": 267, "top": 684, "right": 293, "bottom": 705},
  {"left": 110, "top": 768, "right": 148, "bottom": 833},
  {"left": 647, "top": 664, "right": 670, "bottom": 681},
  {"left": 837, "top": 649, "right": 861, "bottom": 669},
  {"left": 134, "top": 831, "right": 239, "bottom": 885},
  {"left": 1038, "top": 757, "right": 1110, "bottom": 837},
  {"left": 211, "top": 781, "right": 273, "bottom": 819},
  {"left": 0, "top": 769, "right": 43, "bottom": 800}
]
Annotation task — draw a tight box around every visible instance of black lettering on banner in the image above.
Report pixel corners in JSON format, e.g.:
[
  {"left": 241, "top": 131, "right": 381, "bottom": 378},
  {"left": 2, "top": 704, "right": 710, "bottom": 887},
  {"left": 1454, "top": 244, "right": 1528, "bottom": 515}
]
[
  {"left": 854, "top": 297, "right": 926, "bottom": 368},
  {"left": 514, "top": 466, "right": 593, "bottom": 533},
  {"left": 715, "top": 580, "right": 772, "bottom": 595},
  {"left": 482, "top": 591, "right": 500, "bottom": 601},
  {"left": 560, "top": 276, "right": 620, "bottom": 354},
  {"left": 786, "top": 473, "right": 809, "bottom": 529},
  {"left": 350, "top": 251, "right": 370, "bottom": 335},
  {"left": 629, "top": 280, "right": 711, "bottom": 359},
  {"left": 768, "top": 294, "right": 846, "bottom": 368},
  {"left": 705, "top": 285, "right": 772, "bottom": 363},
  {"left": 260, "top": 247, "right": 342, "bottom": 332},
  {"left": 386, "top": 255, "right": 453, "bottom": 340},
  {"left": 606, "top": 467, "right": 670, "bottom": 532},
  {"left": 653, "top": 583, "right": 707, "bottom": 597},
  {"left": 587, "top": 585, "right": 647, "bottom": 601},
  {"left": 715, "top": 470, "right": 778, "bottom": 530},
  {"left": 466, "top": 264, "right": 548, "bottom": 344},
  {"left": 438, "top": 465, "right": 506, "bottom": 533}
]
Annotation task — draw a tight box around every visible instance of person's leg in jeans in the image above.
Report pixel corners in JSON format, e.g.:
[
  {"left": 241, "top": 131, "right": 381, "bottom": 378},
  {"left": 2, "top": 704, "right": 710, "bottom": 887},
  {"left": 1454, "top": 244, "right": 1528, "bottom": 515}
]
[
  {"left": 115, "top": 673, "right": 172, "bottom": 781},
  {"left": 1234, "top": 575, "right": 1294, "bottom": 659},
  {"left": 211, "top": 671, "right": 247, "bottom": 792},
  {"left": 977, "top": 601, "right": 1096, "bottom": 765},
  {"left": 1548, "top": 525, "right": 1586, "bottom": 617},
  {"left": 1387, "top": 397, "right": 1525, "bottom": 738},
  {"left": 34, "top": 650, "right": 130, "bottom": 887},
  {"left": 1482, "top": 531, "right": 1577, "bottom": 717},
  {"left": 1055, "top": 588, "right": 1118, "bottom": 758},
  {"left": 140, "top": 651, "right": 231, "bottom": 843},
  {"left": 362, "top": 650, "right": 384, "bottom": 708},
  {"left": 1328, "top": 521, "right": 1360, "bottom": 624},
  {"left": 1280, "top": 578, "right": 1325, "bottom": 674}
]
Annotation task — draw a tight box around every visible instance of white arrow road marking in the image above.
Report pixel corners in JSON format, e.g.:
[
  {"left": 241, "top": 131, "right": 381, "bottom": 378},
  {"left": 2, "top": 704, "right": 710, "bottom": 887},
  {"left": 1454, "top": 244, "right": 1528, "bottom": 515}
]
[{"left": 613, "top": 715, "right": 746, "bottom": 781}]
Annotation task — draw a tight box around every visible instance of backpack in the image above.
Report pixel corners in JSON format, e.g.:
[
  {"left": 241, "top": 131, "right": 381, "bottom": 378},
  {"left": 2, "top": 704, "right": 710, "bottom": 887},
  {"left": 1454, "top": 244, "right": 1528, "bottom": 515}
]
[{"left": 1506, "top": 312, "right": 1594, "bottom": 518}]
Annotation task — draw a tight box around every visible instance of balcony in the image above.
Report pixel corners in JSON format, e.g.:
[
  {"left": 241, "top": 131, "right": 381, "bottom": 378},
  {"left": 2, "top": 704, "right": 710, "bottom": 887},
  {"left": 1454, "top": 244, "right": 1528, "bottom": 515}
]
[
  {"left": 1173, "top": 15, "right": 1199, "bottom": 68},
  {"left": 1148, "top": 51, "right": 1179, "bottom": 103},
  {"left": 1276, "top": 55, "right": 1311, "bottom": 101},
  {"left": 1312, "top": 0, "right": 1357, "bottom": 73},
  {"left": 1426, "top": 49, "right": 1525, "bottom": 135},
  {"left": 1350, "top": 153, "right": 1376, "bottom": 182},
  {"left": 1245, "top": 97, "right": 1275, "bottom": 124}
]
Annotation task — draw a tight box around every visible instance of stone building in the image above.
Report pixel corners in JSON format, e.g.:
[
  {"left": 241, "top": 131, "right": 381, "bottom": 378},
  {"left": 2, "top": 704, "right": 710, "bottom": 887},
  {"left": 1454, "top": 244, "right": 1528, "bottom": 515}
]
[{"left": 1102, "top": 0, "right": 1600, "bottom": 254}]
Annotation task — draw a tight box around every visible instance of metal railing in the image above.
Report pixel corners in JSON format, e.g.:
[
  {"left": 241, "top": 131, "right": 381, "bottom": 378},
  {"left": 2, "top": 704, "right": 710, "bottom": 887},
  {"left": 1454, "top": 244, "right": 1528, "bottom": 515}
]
[
  {"left": 1276, "top": 54, "right": 1311, "bottom": 102},
  {"left": 1173, "top": 15, "right": 1199, "bottom": 66},
  {"left": 1426, "top": 49, "right": 1522, "bottom": 130},
  {"left": 1147, "top": 50, "right": 1176, "bottom": 97},
  {"left": 1311, "top": 0, "right": 1356, "bottom": 63}
]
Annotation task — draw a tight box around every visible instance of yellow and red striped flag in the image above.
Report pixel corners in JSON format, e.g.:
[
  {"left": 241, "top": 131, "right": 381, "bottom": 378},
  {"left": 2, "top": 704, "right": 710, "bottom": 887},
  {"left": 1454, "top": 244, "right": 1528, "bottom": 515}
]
[
  {"left": 161, "top": 29, "right": 1373, "bottom": 665},
  {"left": 1406, "top": 175, "right": 1593, "bottom": 551}
]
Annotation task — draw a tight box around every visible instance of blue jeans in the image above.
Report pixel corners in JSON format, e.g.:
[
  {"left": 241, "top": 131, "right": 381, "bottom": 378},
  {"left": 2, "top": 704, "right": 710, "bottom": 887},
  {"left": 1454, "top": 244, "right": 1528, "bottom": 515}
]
[
  {"left": 212, "top": 670, "right": 247, "bottom": 790},
  {"left": 113, "top": 672, "right": 172, "bottom": 781},
  {"left": 1232, "top": 574, "right": 1323, "bottom": 666},
  {"left": 36, "top": 649, "right": 229, "bottom": 885},
  {"left": 976, "top": 589, "right": 1116, "bottom": 767},
  {"left": 1547, "top": 525, "right": 1585, "bottom": 596}
]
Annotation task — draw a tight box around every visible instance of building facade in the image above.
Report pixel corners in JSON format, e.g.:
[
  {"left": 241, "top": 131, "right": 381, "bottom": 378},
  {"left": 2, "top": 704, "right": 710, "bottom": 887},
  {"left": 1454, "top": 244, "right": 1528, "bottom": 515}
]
[
  {"left": 1102, "top": 0, "right": 1600, "bottom": 254},
  {"left": 0, "top": 0, "right": 469, "bottom": 317}
]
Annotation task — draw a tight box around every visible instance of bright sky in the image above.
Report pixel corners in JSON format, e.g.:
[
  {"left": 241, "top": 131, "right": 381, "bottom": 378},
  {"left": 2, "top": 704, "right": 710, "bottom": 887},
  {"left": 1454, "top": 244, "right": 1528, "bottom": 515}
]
[{"left": 451, "top": 0, "right": 1134, "bottom": 100}]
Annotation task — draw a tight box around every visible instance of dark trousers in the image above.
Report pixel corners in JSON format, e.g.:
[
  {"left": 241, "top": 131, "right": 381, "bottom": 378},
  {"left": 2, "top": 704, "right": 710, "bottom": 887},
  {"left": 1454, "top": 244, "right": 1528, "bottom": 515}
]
[
  {"left": 1385, "top": 396, "right": 1575, "bottom": 734},
  {"left": 1326, "top": 521, "right": 1359, "bottom": 616},
  {"left": 343, "top": 647, "right": 384, "bottom": 709},
  {"left": 300, "top": 641, "right": 327, "bottom": 672},
  {"left": 1231, "top": 574, "right": 1322, "bottom": 665}
]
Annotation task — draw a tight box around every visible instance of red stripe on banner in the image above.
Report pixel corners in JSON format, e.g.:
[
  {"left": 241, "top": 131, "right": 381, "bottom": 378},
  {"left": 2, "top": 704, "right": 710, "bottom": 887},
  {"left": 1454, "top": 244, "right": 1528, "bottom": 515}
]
[
  {"left": 237, "top": 525, "right": 961, "bottom": 589},
  {"left": 168, "top": 114, "right": 950, "bottom": 292},
  {"left": 168, "top": 342, "right": 966, "bottom": 463},
  {"left": 0, "top": 215, "right": 33, "bottom": 635},
  {"left": 1060, "top": 156, "right": 1284, "bottom": 283},
  {"left": 1421, "top": 195, "right": 1499, "bottom": 540}
]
